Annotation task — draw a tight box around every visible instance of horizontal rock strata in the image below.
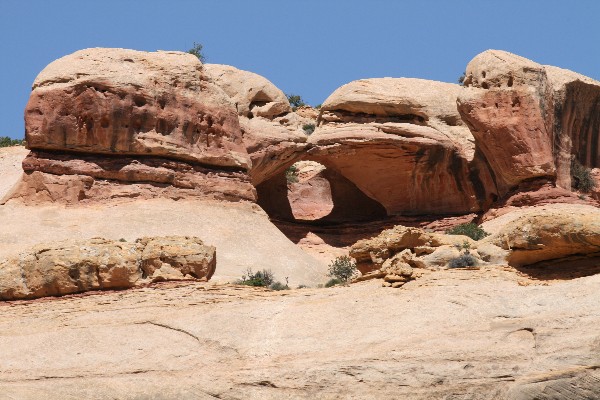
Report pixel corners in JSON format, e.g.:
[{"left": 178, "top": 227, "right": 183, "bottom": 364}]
[{"left": 11, "top": 48, "right": 255, "bottom": 204}]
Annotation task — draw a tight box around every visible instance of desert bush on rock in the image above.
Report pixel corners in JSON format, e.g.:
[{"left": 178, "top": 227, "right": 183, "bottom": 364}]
[
  {"left": 571, "top": 159, "right": 596, "bottom": 193},
  {"left": 187, "top": 42, "right": 206, "bottom": 63},
  {"left": 0, "top": 136, "right": 25, "bottom": 147},
  {"left": 327, "top": 256, "right": 357, "bottom": 283},
  {"left": 448, "top": 253, "right": 478, "bottom": 268},
  {"left": 238, "top": 268, "right": 274, "bottom": 287},
  {"left": 325, "top": 278, "right": 342, "bottom": 287},
  {"left": 269, "top": 281, "right": 290, "bottom": 291},
  {"left": 302, "top": 123, "right": 315, "bottom": 135},
  {"left": 447, "top": 223, "right": 489, "bottom": 241},
  {"left": 286, "top": 94, "right": 306, "bottom": 110},
  {"left": 285, "top": 164, "right": 299, "bottom": 183}
]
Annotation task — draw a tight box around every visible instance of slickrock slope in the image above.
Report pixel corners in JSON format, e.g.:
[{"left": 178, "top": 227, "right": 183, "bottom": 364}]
[
  {"left": 309, "top": 78, "right": 495, "bottom": 216},
  {"left": 9, "top": 48, "right": 255, "bottom": 204},
  {"left": 0, "top": 236, "right": 216, "bottom": 300},
  {"left": 1, "top": 271, "right": 598, "bottom": 399},
  {"left": 0, "top": 199, "right": 327, "bottom": 286},
  {"left": 0, "top": 145, "right": 28, "bottom": 199}
]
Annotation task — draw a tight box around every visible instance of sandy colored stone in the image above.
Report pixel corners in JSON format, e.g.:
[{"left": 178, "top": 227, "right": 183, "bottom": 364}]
[
  {"left": 350, "top": 225, "right": 475, "bottom": 272},
  {"left": 204, "top": 64, "right": 291, "bottom": 119},
  {"left": 0, "top": 236, "right": 215, "bottom": 300},
  {"left": 0, "top": 146, "right": 28, "bottom": 200},
  {"left": 0, "top": 269, "right": 598, "bottom": 399},
  {"left": 463, "top": 49, "right": 600, "bottom": 198},
  {"left": 26, "top": 48, "right": 249, "bottom": 168},
  {"left": 310, "top": 78, "right": 495, "bottom": 216},
  {"left": 485, "top": 206, "right": 600, "bottom": 267},
  {"left": 0, "top": 199, "right": 327, "bottom": 286},
  {"left": 458, "top": 87, "right": 556, "bottom": 193}
]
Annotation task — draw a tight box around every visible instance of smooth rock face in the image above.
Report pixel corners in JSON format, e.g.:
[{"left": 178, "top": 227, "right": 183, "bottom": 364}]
[
  {"left": 310, "top": 78, "right": 495, "bottom": 216},
  {"left": 0, "top": 236, "right": 216, "bottom": 300},
  {"left": 1, "top": 272, "right": 599, "bottom": 399},
  {"left": 458, "top": 87, "right": 556, "bottom": 193},
  {"left": 12, "top": 48, "right": 256, "bottom": 204}
]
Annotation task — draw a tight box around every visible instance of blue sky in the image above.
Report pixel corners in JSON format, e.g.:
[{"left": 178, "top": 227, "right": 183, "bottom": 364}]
[{"left": 1, "top": 0, "right": 599, "bottom": 139}]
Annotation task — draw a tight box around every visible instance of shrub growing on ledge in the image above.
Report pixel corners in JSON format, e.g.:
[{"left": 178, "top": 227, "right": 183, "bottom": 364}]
[
  {"left": 286, "top": 93, "right": 306, "bottom": 110},
  {"left": 448, "top": 253, "right": 478, "bottom": 268},
  {"left": 285, "top": 164, "right": 299, "bottom": 183},
  {"left": 447, "top": 223, "right": 489, "bottom": 241},
  {"left": 327, "top": 256, "right": 358, "bottom": 283},
  {"left": 237, "top": 268, "right": 274, "bottom": 287},
  {"left": 571, "top": 159, "right": 596, "bottom": 193},
  {"left": 187, "top": 42, "right": 206, "bottom": 63},
  {"left": 302, "top": 123, "right": 315, "bottom": 135}
]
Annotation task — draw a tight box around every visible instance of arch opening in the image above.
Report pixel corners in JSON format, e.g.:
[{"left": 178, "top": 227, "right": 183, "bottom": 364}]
[{"left": 256, "top": 160, "right": 388, "bottom": 225}]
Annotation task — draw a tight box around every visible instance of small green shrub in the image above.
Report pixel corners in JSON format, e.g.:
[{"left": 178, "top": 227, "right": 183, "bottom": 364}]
[
  {"left": 285, "top": 164, "right": 299, "bottom": 183},
  {"left": 327, "top": 255, "right": 357, "bottom": 283},
  {"left": 286, "top": 94, "right": 306, "bottom": 110},
  {"left": 458, "top": 72, "right": 466, "bottom": 85},
  {"left": 269, "top": 281, "right": 290, "bottom": 291},
  {"left": 447, "top": 223, "right": 489, "bottom": 241},
  {"left": 297, "top": 284, "right": 309, "bottom": 289},
  {"left": 448, "top": 253, "right": 478, "bottom": 268},
  {"left": 325, "top": 278, "right": 341, "bottom": 287},
  {"left": 187, "top": 42, "right": 206, "bottom": 63},
  {"left": 238, "top": 268, "right": 274, "bottom": 287},
  {"left": 571, "top": 159, "right": 596, "bottom": 193},
  {"left": 0, "top": 137, "right": 25, "bottom": 148},
  {"left": 302, "top": 123, "right": 315, "bottom": 135},
  {"left": 315, "top": 104, "right": 322, "bottom": 109}
]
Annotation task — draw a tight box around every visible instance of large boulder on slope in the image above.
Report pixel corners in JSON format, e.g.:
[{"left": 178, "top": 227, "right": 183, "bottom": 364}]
[
  {"left": 0, "top": 236, "right": 216, "bottom": 300},
  {"left": 484, "top": 205, "right": 600, "bottom": 267}
]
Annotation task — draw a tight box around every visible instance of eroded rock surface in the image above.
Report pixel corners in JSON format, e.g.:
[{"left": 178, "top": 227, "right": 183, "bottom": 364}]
[
  {"left": 459, "top": 50, "right": 600, "bottom": 203},
  {"left": 0, "top": 236, "right": 216, "bottom": 300},
  {"left": 204, "top": 64, "right": 313, "bottom": 186},
  {"left": 486, "top": 206, "right": 600, "bottom": 268},
  {"left": 9, "top": 48, "right": 255, "bottom": 204},
  {"left": 310, "top": 78, "right": 495, "bottom": 216},
  {"left": 349, "top": 224, "right": 505, "bottom": 273}
]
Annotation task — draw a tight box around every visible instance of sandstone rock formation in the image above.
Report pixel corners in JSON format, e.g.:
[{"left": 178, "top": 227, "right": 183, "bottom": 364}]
[
  {"left": 309, "top": 78, "right": 496, "bottom": 216},
  {"left": 349, "top": 224, "right": 502, "bottom": 273},
  {"left": 0, "top": 236, "right": 215, "bottom": 300},
  {"left": 204, "top": 64, "right": 312, "bottom": 187},
  {"left": 0, "top": 199, "right": 328, "bottom": 286},
  {"left": 9, "top": 48, "right": 255, "bottom": 204},
  {"left": 485, "top": 206, "right": 600, "bottom": 268},
  {"left": 459, "top": 50, "right": 600, "bottom": 202}
]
